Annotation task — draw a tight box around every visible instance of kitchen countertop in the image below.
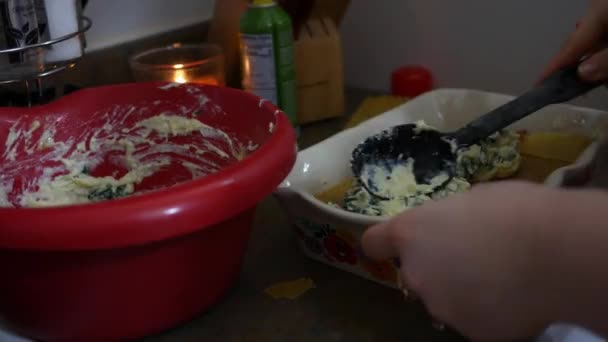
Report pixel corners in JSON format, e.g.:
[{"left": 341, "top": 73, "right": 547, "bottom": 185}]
[{"left": 137, "top": 88, "right": 466, "bottom": 342}]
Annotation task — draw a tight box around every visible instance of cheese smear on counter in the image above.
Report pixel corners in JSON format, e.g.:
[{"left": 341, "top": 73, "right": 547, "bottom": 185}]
[{"left": 0, "top": 112, "right": 255, "bottom": 208}]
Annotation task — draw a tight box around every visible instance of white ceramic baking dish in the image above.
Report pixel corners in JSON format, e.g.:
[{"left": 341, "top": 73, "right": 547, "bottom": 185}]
[{"left": 274, "top": 88, "right": 608, "bottom": 288}]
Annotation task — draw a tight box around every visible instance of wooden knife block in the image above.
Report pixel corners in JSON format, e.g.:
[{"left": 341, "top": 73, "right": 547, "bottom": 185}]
[{"left": 294, "top": 17, "right": 345, "bottom": 124}]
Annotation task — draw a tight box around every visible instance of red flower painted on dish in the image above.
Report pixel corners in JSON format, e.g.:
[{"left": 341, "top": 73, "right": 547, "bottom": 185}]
[{"left": 323, "top": 234, "right": 357, "bottom": 265}]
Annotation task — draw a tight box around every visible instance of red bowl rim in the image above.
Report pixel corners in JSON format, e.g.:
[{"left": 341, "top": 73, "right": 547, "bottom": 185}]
[{"left": 0, "top": 83, "right": 297, "bottom": 250}]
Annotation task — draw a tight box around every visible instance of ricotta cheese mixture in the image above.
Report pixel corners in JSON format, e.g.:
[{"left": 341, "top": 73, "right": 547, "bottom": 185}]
[
  {"left": 344, "top": 122, "right": 520, "bottom": 216},
  {"left": 0, "top": 109, "right": 255, "bottom": 208},
  {"left": 360, "top": 158, "right": 451, "bottom": 199}
]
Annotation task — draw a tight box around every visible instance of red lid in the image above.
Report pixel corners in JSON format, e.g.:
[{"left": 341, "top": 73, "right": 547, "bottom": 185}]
[{"left": 391, "top": 65, "right": 434, "bottom": 98}]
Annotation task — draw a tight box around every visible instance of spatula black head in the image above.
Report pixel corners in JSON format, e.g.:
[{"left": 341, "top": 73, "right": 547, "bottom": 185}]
[{"left": 351, "top": 124, "right": 455, "bottom": 200}]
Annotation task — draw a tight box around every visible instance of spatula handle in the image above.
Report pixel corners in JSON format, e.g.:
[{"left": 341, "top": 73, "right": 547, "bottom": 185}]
[{"left": 453, "top": 62, "right": 603, "bottom": 147}]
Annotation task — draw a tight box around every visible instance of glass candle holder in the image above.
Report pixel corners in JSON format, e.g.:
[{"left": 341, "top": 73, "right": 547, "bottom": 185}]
[{"left": 129, "top": 43, "right": 225, "bottom": 85}]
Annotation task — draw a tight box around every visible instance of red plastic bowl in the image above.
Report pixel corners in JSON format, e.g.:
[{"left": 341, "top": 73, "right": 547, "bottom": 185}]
[{"left": 0, "top": 82, "right": 297, "bottom": 341}]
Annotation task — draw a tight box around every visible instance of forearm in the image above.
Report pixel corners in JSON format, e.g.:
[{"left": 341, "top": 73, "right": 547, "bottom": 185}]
[{"left": 540, "top": 188, "right": 608, "bottom": 336}]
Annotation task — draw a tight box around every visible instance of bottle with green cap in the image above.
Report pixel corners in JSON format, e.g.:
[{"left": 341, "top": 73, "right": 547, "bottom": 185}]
[{"left": 239, "top": 0, "right": 299, "bottom": 134}]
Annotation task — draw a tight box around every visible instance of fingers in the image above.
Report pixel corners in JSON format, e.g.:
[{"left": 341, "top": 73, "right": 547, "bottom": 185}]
[
  {"left": 361, "top": 216, "right": 410, "bottom": 260},
  {"left": 361, "top": 181, "right": 536, "bottom": 261},
  {"left": 360, "top": 221, "right": 398, "bottom": 260},
  {"left": 578, "top": 48, "right": 608, "bottom": 81},
  {"left": 361, "top": 191, "right": 464, "bottom": 261},
  {"left": 538, "top": 15, "right": 605, "bottom": 82}
]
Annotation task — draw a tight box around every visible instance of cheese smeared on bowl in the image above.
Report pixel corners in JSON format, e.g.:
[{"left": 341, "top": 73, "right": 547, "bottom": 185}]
[
  {"left": 344, "top": 123, "right": 520, "bottom": 216},
  {"left": 0, "top": 112, "right": 256, "bottom": 208}
]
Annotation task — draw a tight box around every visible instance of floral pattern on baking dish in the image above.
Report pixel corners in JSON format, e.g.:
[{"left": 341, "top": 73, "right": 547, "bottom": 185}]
[{"left": 293, "top": 218, "right": 398, "bottom": 285}]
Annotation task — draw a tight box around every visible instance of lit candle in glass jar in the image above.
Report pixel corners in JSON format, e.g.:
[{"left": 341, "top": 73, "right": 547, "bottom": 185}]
[
  {"left": 172, "top": 64, "right": 187, "bottom": 83},
  {"left": 129, "top": 44, "right": 225, "bottom": 86}
]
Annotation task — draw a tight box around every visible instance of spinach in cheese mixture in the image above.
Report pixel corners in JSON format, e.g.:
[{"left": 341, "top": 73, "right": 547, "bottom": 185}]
[
  {"left": 344, "top": 123, "right": 520, "bottom": 216},
  {"left": 0, "top": 112, "right": 254, "bottom": 208}
]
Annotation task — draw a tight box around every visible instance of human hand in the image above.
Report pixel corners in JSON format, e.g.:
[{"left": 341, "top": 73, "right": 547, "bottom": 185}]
[
  {"left": 541, "top": 0, "right": 608, "bottom": 82},
  {"left": 361, "top": 181, "right": 562, "bottom": 340}
]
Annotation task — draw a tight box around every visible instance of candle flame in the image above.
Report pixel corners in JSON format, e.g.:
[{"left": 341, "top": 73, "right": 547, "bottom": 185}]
[{"left": 173, "top": 69, "right": 187, "bottom": 83}]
